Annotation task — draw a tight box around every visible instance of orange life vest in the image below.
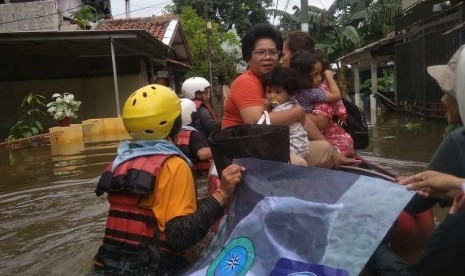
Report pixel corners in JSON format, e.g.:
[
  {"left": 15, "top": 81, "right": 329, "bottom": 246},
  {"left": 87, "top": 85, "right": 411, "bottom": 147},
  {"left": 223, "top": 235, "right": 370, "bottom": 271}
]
[{"left": 176, "top": 129, "right": 211, "bottom": 172}]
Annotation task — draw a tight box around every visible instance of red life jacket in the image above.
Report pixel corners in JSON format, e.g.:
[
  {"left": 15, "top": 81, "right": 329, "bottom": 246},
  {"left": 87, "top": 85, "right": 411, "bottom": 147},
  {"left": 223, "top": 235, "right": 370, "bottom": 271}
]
[
  {"left": 94, "top": 154, "right": 178, "bottom": 270},
  {"left": 193, "top": 99, "right": 217, "bottom": 120},
  {"left": 176, "top": 129, "right": 211, "bottom": 172}
]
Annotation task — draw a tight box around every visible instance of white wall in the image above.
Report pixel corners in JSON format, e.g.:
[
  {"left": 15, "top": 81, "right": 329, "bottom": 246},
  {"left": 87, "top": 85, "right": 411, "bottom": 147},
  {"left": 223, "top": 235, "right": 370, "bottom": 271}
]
[{"left": 0, "top": 1, "right": 60, "bottom": 32}]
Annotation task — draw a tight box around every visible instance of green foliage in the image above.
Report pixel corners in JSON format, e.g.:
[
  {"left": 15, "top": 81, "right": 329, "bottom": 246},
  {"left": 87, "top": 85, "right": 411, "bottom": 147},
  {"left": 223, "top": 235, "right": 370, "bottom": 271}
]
[
  {"left": 275, "top": 4, "right": 329, "bottom": 35},
  {"left": 7, "top": 93, "right": 46, "bottom": 141},
  {"left": 405, "top": 122, "right": 422, "bottom": 130},
  {"left": 329, "top": 0, "right": 401, "bottom": 43},
  {"left": 173, "top": 0, "right": 273, "bottom": 38},
  {"left": 361, "top": 68, "right": 394, "bottom": 92},
  {"left": 178, "top": 6, "right": 241, "bottom": 84},
  {"left": 72, "top": 5, "right": 97, "bottom": 29}
]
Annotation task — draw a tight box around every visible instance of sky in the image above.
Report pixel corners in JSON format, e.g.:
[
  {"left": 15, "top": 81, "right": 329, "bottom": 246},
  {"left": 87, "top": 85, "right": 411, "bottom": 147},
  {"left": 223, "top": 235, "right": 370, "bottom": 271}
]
[{"left": 109, "top": 0, "right": 336, "bottom": 20}]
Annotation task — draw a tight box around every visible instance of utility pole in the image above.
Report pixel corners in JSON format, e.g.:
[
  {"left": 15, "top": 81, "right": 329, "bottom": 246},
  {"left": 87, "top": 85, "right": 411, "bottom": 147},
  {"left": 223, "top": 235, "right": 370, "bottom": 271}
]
[
  {"left": 300, "top": 0, "right": 308, "bottom": 32},
  {"left": 205, "top": 0, "right": 214, "bottom": 106},
  {"left": 125, "top": 0, "right": 130, "bottom": 18}
]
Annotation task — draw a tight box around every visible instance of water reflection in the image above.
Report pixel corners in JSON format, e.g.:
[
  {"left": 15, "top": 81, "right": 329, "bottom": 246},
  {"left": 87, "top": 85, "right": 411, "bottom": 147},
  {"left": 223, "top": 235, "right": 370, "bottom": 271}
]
[
  {"left": 0, "top": 141, "right": 121, "bottom": 275},
  {"left": 0, "top": 111, "right": 448, "bottom": 275},
  {"left": 361, "top": 110, "right": 446, "bottom": 176}
]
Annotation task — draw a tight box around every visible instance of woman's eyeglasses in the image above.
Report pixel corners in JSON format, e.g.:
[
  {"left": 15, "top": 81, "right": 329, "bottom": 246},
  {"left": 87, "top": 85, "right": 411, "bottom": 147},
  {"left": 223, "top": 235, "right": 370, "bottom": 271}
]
[{"left": 252, "top": 49, "right": 280, "bottom": 59}]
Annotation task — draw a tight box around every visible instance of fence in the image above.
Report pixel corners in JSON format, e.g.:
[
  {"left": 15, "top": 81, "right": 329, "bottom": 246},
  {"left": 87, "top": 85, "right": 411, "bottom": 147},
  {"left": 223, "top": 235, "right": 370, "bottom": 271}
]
[{"left": 395, "top": 0, "right": 464, "bottom": 117}]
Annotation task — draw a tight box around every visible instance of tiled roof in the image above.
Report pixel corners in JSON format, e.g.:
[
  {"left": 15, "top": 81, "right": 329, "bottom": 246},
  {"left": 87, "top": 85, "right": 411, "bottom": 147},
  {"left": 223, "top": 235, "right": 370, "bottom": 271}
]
[{"left": 96, "top": 15, "right": 178, "bottom": 41}]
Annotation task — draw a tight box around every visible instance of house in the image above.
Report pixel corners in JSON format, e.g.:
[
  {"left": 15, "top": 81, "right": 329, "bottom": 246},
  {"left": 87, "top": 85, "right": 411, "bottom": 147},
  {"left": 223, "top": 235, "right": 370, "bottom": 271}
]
[
  {"left": 0, "top": 1, "right": 192, "bottom": 139},
  {"left": 338, "top": 0, "right": 465, "bottom": 120},
  {"left": 93, "top": 15, "right": 193, "bottom": 91}
]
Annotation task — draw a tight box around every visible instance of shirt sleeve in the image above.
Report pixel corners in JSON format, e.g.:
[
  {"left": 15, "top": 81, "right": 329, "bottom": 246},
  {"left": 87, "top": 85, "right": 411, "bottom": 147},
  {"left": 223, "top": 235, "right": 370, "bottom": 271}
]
[
  {"left": 232, "top": 76, "right": 264, "bottom": 110},
  {"left": 139, "top": 156, "right": 196, "bottom": 233},
  {"left": 309, "top": 88, "right": 327, "bottom": 102},
  {"left": 189, "top": 130, "right": 209, "bottom": 155},
  {"left": 198, "top": 106, "right": 221, "bottom": 136}
]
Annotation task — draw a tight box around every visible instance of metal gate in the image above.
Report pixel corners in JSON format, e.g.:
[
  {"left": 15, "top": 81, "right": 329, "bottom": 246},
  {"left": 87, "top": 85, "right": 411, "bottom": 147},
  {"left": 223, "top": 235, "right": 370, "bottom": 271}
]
[{"left": 395, "top": 0, "right": 464, "bottom": 117}]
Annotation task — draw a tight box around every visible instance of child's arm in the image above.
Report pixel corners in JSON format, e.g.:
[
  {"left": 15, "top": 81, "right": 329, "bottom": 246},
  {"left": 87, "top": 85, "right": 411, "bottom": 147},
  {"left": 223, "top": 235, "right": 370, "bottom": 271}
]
[
  {"left": 196, "top": 147, "right": 212, "bottom": 161},
  {"left": 303, "top": 116, "right": 326, "bottom": 141},
  {"left": 307, "top": 113, "right": 330, "bottom": 130},
  {"left": 323, "top": 70, "right": 341, "bottom": 102}
]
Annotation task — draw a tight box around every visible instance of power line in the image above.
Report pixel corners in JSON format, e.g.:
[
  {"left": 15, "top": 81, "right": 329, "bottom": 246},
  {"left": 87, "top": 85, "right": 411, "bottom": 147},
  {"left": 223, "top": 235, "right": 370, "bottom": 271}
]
[
  {"left": 283, "top": 0, "right": 290, "bottom": 13},
  {"left": 112, "top": 1, "right": 172, "bottom": 18},
  {"left": 0, "top": 5, "right": 83, "bottom": 26},
  {"left": 317, "top": 0, "right": 327, "bottom": 10},
  {"left": 0, "top": 1, "right": 173, "bottom": 27}
]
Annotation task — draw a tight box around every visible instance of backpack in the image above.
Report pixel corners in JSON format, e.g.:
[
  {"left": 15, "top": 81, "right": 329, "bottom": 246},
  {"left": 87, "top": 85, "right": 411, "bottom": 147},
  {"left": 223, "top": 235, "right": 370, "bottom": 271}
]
[{"left": 336, "top": 98, "right": 369, "bottom": 150}]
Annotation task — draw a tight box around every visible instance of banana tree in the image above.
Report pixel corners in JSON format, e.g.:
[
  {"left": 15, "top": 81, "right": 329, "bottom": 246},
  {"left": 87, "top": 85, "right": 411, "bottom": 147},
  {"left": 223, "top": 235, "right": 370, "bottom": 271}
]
[{"left": 318, "top": 24, "right": 362, "bottom": 97}]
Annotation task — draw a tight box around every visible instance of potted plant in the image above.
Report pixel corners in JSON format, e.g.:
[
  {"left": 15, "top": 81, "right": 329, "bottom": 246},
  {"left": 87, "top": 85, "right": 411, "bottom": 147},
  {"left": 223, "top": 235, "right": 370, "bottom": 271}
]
[{"left": 46, "top": 93, "right": 81, "bottom": 127}]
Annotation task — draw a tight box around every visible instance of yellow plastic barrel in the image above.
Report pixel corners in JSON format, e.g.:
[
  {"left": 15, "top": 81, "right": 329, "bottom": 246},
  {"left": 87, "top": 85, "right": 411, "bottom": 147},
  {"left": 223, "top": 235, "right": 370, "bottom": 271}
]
[
  {"left": 49, "top": 124, "right": 84, "bottom": 155},
  {"left": 82, "top": 118, "right": 105, "bottom": 143}
]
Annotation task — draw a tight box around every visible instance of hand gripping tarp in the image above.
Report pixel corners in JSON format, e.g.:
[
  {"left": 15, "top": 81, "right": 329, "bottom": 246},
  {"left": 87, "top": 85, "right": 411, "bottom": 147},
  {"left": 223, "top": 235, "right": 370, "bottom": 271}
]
[{"left": 184, "top": 158, "right": 414, "bottom": 276}]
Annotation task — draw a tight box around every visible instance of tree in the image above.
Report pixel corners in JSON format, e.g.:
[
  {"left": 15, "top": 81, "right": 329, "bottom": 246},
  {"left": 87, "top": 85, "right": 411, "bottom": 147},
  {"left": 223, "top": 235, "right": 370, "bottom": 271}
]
[
  {"left": 173, "top": 0, "right": 273, "bottom": 38},
  {"left": 329, "top": 0, "right": 401, "bottom": 43},
  {"left": 273, "top": 4, "right": 329, "bottom": 36},
  {"left": 178, "top": 6, "right": 241, "bottom": 85}
]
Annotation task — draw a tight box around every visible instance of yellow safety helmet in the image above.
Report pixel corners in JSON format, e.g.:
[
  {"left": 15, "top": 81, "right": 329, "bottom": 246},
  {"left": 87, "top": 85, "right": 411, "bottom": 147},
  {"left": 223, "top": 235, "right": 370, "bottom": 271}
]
[{"left": 122, "top": 84, "right": 181, "bottom": 140}]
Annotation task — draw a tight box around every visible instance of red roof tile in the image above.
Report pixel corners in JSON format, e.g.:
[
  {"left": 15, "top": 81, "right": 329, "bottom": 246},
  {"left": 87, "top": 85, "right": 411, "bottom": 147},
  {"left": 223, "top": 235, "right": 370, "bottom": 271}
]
[{"left": 96, "top": 15, "right": 178, "bottom": 41}]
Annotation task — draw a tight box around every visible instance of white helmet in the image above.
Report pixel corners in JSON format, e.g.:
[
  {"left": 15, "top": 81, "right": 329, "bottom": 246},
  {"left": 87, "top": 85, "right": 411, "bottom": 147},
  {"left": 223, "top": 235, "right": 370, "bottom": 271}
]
[
  {"left": 182, "top": 77, "right": 211, "bottom": 100},
  {"left": 180, "top": 98, "right": 197, "bottom": 126}
]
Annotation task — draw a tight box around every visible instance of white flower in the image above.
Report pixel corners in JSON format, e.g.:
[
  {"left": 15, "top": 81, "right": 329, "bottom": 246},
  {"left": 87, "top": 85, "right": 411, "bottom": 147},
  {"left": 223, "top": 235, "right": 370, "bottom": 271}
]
[{"left": 47, "top": 92, "right": 81, "bottom": 121}]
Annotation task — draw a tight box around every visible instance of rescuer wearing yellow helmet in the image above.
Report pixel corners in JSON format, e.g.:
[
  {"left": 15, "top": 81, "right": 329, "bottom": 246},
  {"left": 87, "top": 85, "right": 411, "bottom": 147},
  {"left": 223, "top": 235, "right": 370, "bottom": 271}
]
[{"left": 91, "top": 84, "right": 244, "bottom": 275}]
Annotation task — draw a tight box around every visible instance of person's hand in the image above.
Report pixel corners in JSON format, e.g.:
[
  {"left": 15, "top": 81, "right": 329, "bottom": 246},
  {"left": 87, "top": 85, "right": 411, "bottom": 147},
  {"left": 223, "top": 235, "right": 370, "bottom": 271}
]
[
  {"left": 332, "top": 151, "right": 361, "bottom": 168},
  {"left": 324, "top": 70, "right": 334, "bottom": 80},
  {"left": 399, "top": 170, "right": 464, "bottom": 199},
  {"left": 449, "top": 193, "right": 465, "bottom": 215},
  {"left": 219, "top": 164, "right": 246, "bottom": 198}
]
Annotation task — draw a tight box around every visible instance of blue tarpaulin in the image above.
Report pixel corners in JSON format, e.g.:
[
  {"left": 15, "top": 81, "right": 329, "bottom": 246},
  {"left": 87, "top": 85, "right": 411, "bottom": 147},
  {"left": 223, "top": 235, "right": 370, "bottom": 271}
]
[{"left": 185, "top": 158, "right": 414, "bottom": 275}]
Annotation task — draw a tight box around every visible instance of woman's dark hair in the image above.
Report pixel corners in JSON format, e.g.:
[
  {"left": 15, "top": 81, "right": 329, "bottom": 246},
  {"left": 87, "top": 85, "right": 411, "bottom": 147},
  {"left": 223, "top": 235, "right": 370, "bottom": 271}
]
[
  {"left": 262, "top": 66, "right": 299, "bottom": 97},
  {"left": 241, "top": 23, "right": 283, "bottom": 62},
  {"left": 290, "top": 50, "right": 320, "bottom": 89},
  {"left": 283, "top": 31, "right": 316, "bottom": 55}
]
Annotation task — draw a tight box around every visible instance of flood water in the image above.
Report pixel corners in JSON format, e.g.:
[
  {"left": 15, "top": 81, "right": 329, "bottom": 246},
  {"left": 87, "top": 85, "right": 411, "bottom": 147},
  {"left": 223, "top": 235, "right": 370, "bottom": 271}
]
[{"left": 0, "top": 110, "right": 447, "bottom": 275}]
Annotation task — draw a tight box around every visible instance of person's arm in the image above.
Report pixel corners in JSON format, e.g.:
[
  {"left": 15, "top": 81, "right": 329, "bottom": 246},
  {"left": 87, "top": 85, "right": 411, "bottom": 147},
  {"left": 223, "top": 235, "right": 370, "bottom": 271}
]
[
  {"left": 307, "top": 113, "right": 330, "bottom": 130},
  {"left": 332, "top": 151, "right": 361, "bottom": 168},
  {"left": 240, "top": 104, "right": 306, "bottom": 126},
  {"left": 323, "top": 70, "right": 341, "bottom": 102},
  {"left": 196, "top": 147, "right": 212, "bottom": 161},
  {"left": 268, "top": 104, "right": 306, "bottom": 125},
  {"left": 190, "top": 131, "right": 212, "bottom": 161},
  {"left": 239, "top": 105, "right": 267, "bottom": 124},
  {"left": 198, "top": 106, "right": 221, "bottom": 135},
  {"left": 399, "top": 170, "right": 464, "bottom": 199},
  {"left": 164, "top": 164, "right": 245, "bottom": 251},
  {"left": 303, "top": 116, "right": 326, "bottom": 140}
]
